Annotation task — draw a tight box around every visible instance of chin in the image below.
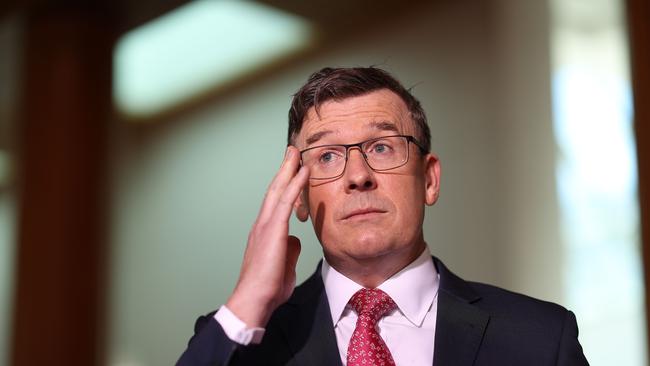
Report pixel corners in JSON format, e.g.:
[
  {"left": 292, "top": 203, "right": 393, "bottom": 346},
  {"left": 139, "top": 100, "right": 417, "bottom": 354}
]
[
  {"left": 343, "top": 233, "right": 401, "bottom": 259},
  {"left": 320, "top": 221, "right": 418, "bottom": 260}
]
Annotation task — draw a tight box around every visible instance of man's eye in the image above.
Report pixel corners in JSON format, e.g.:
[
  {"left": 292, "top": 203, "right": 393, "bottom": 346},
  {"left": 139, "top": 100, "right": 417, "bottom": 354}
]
[
  {"left": 319, "top": 151, "right": 342, "bottom": 164},
  {"left": 371, "top": 143, "right": 392, "bottom": 154}
]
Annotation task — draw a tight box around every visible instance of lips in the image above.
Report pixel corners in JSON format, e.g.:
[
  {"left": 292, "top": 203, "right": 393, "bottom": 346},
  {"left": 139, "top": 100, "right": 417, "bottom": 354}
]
[{"left": 341, "top": 208, "right": 387, "bottom": 220}]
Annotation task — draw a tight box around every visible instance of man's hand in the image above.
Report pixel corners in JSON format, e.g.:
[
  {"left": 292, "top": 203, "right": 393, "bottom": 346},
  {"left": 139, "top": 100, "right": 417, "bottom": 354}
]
[{"left": 225, "top": 146, "right": 310, "bottom": 328}]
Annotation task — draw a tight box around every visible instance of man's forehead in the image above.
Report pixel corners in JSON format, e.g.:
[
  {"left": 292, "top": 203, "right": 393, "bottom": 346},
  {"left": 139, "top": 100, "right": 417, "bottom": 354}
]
[
  {"left": 303, "top": 121, "right": 401, "bottom": 146},
  {"left": 297, "top": 90, "right": 413, "bottom": 147}
]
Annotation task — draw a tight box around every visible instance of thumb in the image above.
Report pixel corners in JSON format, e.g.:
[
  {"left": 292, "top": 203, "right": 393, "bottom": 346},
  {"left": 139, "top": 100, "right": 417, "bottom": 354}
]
[
  {"left": 282, "top": 235, "right": 302, "bottom": 301},
  {"left": 286, "top": 235, "right": 302, "bottom": 273}
]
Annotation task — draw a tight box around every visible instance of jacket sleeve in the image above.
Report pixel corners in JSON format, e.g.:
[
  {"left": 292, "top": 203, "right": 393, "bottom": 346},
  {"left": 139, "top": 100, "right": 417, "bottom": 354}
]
[
  {"left": 176, "top": 313, "right": 239, "bottom": 366},
  {"left": 556, "top": 310, "right": 590, "bottom": 366}
]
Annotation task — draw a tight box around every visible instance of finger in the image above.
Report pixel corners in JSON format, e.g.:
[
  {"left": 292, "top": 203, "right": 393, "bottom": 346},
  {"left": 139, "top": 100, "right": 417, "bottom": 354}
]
[
  {"left": 257, "top": 146, "right": 303, "bottom": 221},
  {"left": 269, "top": 146, "right": 303, "bottom": 193},
  {"left": 273, "top": 165, "right": 310, "bottom": 222},
  {"left": 257, "top": 148, "right": 301, "bottom": 223}
]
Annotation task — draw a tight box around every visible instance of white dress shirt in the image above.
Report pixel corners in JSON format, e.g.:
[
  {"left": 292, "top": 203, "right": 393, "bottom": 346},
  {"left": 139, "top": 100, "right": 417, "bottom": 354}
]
[
  {"left": 322, "top": 247, "right": 439, "bottom": 365},
  {"left": 215, "top": 247, "right": 439, "bottom": 365}
]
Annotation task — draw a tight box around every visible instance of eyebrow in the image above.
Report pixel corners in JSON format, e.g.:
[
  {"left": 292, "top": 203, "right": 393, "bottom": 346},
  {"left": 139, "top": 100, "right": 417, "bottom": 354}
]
[
  {"left": 304, "top": 120, "right": 400, "bottom": 146},
  {"left": 369, "top": 120, "right": 400, "bottom": 133},
  {"left": 305, "top": 130, "right": 332, "bottom": 146}
]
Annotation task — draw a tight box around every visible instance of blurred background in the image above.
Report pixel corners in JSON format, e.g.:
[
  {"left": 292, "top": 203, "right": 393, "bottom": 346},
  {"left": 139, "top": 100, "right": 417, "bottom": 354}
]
[{"left": 1, "top": 0, "right": 649, "bottom": 365}]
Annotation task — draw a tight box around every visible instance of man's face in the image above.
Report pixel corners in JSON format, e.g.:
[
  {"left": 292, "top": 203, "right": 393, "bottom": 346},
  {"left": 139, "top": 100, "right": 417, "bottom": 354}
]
[{"left": 293, "top": 89, "right": 440, "bottom": 265}]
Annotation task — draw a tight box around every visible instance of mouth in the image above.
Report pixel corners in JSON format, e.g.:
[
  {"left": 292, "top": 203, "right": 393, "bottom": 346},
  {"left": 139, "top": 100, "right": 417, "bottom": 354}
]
[{"left": 341, "top": 208, "right": 388, "bottom": 221}]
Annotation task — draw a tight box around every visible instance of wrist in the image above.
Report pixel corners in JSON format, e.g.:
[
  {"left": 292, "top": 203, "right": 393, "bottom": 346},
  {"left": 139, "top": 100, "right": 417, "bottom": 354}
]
[{"left": 225, "top": 291, "right": 274, "bottom": 328}]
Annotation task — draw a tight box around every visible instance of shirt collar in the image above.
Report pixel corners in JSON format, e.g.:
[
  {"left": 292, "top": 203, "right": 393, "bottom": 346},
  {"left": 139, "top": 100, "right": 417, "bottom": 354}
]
[{"left": 321, "top": 246, "right": 439, "bottom": 328}]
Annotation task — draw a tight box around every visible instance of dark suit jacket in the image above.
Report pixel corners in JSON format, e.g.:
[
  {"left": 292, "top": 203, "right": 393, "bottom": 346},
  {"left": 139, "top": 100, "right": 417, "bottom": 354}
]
[{"left": 177, "top": 257, "right": 588, "bottom": 365}]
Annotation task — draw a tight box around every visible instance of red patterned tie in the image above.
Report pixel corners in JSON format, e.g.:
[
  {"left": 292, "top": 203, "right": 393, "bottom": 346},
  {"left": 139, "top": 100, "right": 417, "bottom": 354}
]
[{"left": 346, "top": 288, "right": 397, "bottom": 366}]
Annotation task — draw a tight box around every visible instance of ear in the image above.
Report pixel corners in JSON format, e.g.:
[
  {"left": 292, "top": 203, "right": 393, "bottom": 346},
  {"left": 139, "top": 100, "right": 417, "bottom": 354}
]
[
  {"left": 294, "top": 190, "right": 310, "bottom": 222},
  {"left": 424, "top": 154, "right": 441, "bottom": 206}
]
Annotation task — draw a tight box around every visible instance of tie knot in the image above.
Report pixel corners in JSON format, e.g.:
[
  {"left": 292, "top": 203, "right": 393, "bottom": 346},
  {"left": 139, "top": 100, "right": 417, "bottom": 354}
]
[{"left": 348, "top": 288, "right": 396, "bottom": 323}]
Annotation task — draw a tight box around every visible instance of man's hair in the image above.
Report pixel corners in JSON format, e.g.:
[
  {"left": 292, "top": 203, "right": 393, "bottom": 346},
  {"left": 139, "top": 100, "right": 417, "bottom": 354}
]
[{"left": 288, "top": 67, "right": 431, "bottom": 151}]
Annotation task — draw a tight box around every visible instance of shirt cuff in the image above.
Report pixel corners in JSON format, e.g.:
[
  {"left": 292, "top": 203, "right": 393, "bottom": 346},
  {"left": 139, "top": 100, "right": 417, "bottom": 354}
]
[{"left": 214, "top": 305, "right": 266, "bottom": 345}]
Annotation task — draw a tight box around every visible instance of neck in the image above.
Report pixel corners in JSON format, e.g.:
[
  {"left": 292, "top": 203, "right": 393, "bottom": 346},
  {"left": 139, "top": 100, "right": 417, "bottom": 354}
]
[{"left": 325, "top": 240, "right": 426, "bottom": 288}]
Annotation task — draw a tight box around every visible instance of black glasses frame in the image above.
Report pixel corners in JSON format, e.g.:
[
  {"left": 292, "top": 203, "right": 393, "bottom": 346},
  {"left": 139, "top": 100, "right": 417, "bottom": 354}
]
[{"left": 299, "top": 134, "right": 428, "bottom": 180}]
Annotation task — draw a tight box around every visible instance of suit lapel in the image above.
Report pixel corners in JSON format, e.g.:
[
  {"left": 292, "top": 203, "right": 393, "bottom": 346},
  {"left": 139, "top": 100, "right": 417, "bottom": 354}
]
[
  {"left": 276, "top": 265, "right": 343, "bottom": 366},
  {"left": 432, "top": 257, "right": 490, "bottom": 366},
  {"left": 275, "top": 258, "right": 490, "bottom": 366}
]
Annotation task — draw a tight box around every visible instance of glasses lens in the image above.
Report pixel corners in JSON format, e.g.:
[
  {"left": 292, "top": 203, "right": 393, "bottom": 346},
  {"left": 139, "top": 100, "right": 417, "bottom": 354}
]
[
  {"left": 363, "top": 136, "right": 409, "bottom": 170},
  {"left": 301, "top": 136, "right": 410, "bottom": 179},
  {"left": 302, "top": 145, "right": 347, "bottom": 179}
]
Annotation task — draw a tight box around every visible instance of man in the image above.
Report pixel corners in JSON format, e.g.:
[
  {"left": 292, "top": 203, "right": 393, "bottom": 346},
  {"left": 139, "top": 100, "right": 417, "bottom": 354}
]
[{"left": 177, "top": 67, "right": 588, "bottom": 365}]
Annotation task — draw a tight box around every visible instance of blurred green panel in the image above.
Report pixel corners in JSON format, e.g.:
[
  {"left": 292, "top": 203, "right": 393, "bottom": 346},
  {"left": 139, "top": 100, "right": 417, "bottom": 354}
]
[{"left": 114, "top": 0, "right": 315, "bottom": 119}]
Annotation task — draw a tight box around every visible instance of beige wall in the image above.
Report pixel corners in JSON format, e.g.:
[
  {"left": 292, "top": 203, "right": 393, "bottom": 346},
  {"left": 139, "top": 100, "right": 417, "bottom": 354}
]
[
  {"left": 107, "top": 1, "right": 562, "bottom": 365},
  {"left": 491, "top": 0, "right": 563, "bottom": 303}
]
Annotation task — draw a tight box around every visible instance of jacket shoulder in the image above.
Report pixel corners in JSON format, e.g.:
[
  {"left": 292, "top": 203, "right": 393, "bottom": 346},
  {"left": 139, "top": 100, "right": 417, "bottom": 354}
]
[
  {"left": 434, "top": 257, "right": 588, "bottom": 364},
  {"left": 467, "top": 280, "right": 568, "bottom": 316}
]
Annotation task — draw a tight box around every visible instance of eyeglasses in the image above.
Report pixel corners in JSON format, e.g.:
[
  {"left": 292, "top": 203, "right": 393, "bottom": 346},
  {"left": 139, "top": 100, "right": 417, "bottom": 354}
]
[{"left": 299, "top": 135, "right": 428, "bottom": 180}]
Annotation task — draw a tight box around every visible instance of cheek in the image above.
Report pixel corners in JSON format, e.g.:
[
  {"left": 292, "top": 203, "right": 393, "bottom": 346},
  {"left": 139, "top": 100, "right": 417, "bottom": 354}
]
[
  {"left": 306, "top": 186, "right": 336, "bottom": 237},
  {"left": 391, "top": 178, "right": 427, "bottom": 219},
  {"left": 306, "top": 187, "right": 325, "bottom": 216}
]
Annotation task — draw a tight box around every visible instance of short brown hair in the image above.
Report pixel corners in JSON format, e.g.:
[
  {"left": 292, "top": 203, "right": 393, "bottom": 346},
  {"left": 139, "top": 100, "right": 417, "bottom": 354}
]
[{"left": 288, "top": 67, "right": 431, "bottom": 151}]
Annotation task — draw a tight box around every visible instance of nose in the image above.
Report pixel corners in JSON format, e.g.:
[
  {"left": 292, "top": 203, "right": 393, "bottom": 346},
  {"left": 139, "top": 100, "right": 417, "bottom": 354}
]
[{"left": 344, "top": 148, "right": 377, "bottom": 192}]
